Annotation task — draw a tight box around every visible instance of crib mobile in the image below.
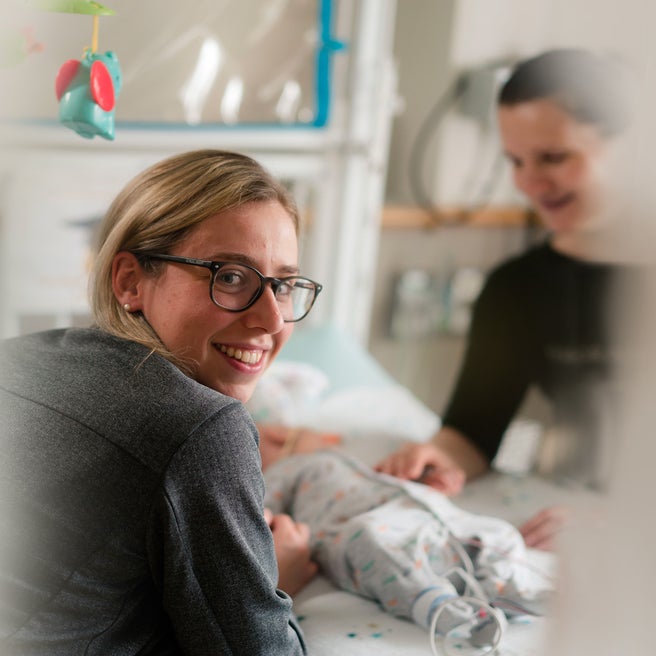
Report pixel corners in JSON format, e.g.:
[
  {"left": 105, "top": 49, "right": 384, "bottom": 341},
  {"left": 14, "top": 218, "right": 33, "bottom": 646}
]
[{"left": 44, "top": 0, "right": 122, "bottom": 140}]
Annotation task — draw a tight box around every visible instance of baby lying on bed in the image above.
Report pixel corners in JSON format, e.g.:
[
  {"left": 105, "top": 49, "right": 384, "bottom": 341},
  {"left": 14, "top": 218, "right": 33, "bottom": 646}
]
[{"left": 262, "top": 441, "right": 553, "bottom": 652}]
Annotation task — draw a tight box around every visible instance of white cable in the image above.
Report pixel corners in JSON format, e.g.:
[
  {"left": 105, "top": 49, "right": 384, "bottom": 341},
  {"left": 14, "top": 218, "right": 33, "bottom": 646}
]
[{"left": 429, "top": 592, "right": 507, "bottom": 656}]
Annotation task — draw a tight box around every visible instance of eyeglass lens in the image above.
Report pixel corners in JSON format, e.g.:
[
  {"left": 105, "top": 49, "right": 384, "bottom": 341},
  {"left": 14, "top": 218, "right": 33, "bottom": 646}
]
[{"left": 212, "top": 263, "right": 316, "bottom": 321}]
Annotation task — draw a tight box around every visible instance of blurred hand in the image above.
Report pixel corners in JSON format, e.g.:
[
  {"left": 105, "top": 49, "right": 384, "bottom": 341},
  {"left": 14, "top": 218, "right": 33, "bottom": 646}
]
[
  {"left": 259, "top": 424, "right": 342, "bottom": 470},
  {"left": 519, "top": 506, "right": 571, "bottom": 551},
  {"left": 374, "top": 441, "right": 466, "bottom": 496},
  {"left": 267, "top": 511, "right": 318, "bottom": 596}
]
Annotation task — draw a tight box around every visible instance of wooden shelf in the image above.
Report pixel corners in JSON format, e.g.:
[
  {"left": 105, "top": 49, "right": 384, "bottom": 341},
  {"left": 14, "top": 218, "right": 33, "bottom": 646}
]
[{"left": 381, "top": 204, "right": 535, "bottom": 229}]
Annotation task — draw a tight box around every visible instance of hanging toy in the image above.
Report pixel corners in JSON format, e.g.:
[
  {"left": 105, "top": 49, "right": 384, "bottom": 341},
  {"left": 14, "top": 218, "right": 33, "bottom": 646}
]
[
  {"left": 50, "top": 1, "right": 122, "bottom": 140},
  {"left": 55, "top": 45, "right": 122, "bottom": 140}
]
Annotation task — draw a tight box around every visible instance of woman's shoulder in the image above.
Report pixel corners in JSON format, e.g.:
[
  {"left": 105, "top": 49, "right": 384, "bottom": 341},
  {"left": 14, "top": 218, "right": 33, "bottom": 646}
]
[
  {"left": 483, "top": 240, "right": 601, "bottom": 292},
  {"left": 3, "top": 327, "right": 181, "bottom": 394},
  {"left": 2, "top": 326, "right": 245, "bottom": 450},
  {"left": 3, "top": 326, "right": 151, "bottom": 363}
]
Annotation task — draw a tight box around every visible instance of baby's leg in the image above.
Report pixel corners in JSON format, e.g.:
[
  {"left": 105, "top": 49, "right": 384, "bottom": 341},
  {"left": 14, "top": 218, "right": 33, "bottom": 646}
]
[{"left": 324, "top": 500, "right": 478, "bottom": 634}]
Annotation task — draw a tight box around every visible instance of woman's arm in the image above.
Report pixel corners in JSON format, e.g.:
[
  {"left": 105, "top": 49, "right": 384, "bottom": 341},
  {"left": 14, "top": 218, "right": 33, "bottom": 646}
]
[
  {"left": 433, "top": 425, "right": 491, "bottom": 481},
  {"left": 148, "top": 403, "right": 307, "bottom": 655},
  {"left": 378, "top": 263, "right": 533, "bottom": 494}
]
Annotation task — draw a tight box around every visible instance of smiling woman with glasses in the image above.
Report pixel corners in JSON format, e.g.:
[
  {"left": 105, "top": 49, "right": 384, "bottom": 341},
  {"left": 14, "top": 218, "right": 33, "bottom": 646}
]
[
  {"left": 0, "top": 150, "right": 318, "bottom": 655},
  {"left": 144, "top": 253, "right": 322, "bottom": 322}
]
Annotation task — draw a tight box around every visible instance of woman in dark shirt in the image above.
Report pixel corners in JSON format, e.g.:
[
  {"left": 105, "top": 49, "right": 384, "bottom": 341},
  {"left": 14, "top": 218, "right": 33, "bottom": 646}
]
[{"left": 377, "top": 49, "right": 636, "bottom": 550}]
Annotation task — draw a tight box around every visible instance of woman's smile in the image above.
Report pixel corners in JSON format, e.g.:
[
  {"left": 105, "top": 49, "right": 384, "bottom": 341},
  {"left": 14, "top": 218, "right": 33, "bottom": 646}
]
[{"left": 217, "top": 343, "right": 265, "bottom": 366}]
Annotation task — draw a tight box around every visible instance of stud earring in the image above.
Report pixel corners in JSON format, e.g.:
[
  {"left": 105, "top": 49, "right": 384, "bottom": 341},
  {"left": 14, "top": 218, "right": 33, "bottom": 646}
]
[{"left": 123, "top": 303, "right": 131, "bottom": 311}]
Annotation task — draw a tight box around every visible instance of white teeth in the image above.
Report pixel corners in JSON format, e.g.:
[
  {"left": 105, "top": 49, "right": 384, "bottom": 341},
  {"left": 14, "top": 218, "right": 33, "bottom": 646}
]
[{"left": 219, "top": 345, "right": 262, "bottom": 365}]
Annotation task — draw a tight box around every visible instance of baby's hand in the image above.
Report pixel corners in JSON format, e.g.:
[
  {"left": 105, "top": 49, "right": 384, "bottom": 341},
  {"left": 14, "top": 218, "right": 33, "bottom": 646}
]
[{"left": 519, "top": 506, "right": 571, "bottom": 551}]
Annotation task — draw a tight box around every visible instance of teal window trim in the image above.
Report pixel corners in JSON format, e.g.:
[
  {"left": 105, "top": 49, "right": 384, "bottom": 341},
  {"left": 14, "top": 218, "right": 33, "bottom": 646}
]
[
  {"left": 314, "top": 0, "right": 347, "bottom": 127},
  {"left": 20, "top": 0, "right": 347, "bottom": 133},
  {"left": 117, "top": 0, "right": 346, "bottom": 131}
]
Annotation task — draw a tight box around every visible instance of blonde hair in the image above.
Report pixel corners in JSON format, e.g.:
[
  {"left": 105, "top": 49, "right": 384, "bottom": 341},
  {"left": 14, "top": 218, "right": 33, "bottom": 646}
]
[{"left": 90, "top": 149, "right": 299, "bottom": 365}]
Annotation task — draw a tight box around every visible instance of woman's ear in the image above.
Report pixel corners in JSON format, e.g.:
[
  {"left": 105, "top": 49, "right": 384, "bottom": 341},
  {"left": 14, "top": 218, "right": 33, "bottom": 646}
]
[{"left": 112, "top": 251, "right": 146, "bottom": 312}]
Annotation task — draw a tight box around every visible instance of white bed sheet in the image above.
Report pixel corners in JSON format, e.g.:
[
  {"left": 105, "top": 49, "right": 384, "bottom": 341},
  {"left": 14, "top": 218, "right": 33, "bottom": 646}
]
[
  {"left": 249, "top": 354, "right": 602, "bottom": 656},
  {"left": 295, "top": 588, "right": 550, "bottom": 656}
]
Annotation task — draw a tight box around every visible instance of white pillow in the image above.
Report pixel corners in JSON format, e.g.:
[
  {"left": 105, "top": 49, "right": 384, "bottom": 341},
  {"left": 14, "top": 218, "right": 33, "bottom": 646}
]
[{"left": 248, "top": 359, "right": 440, "bottom": 445}]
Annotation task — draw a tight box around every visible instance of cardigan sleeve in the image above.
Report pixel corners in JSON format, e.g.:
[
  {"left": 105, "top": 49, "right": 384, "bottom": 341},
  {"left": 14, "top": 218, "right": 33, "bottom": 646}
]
[{"left": 146, "top": 401, "right": 306, "bottom": 655}]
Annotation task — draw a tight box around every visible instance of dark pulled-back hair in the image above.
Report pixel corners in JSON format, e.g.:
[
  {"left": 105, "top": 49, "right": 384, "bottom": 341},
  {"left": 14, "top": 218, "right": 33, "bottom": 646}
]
[{"left": 499, "top": 48, "right": 630, "bottom": 137}]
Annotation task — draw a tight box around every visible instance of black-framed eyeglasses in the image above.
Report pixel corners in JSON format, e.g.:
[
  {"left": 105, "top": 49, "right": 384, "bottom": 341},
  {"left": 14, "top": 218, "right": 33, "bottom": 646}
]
[{"left": 146, "top": 254, "right": 322, "bottom": 323}]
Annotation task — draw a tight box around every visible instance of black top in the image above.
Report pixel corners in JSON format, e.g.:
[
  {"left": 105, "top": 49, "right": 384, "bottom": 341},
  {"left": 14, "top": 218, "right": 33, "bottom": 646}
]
[
  {"left": 0, "top": 328, "right": 306, "bottom": 655},
  {"left": 442, "top": 242, "right": 633, "bottom": 482}
]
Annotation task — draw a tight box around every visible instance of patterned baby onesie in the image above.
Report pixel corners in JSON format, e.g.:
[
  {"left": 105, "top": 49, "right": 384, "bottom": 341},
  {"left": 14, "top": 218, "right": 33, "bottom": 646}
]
[{"left": 264, "top": 450, "right": 550, "bottom": 631}]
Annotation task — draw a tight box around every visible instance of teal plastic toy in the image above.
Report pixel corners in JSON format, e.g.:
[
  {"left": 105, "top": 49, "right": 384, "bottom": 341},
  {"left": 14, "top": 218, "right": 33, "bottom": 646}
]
[
  {"left": 55, "top": 48, "right": 122, "bottom": 140},
  {"left": 38, "top": 2, "right": 121, "bottom": 140}
]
